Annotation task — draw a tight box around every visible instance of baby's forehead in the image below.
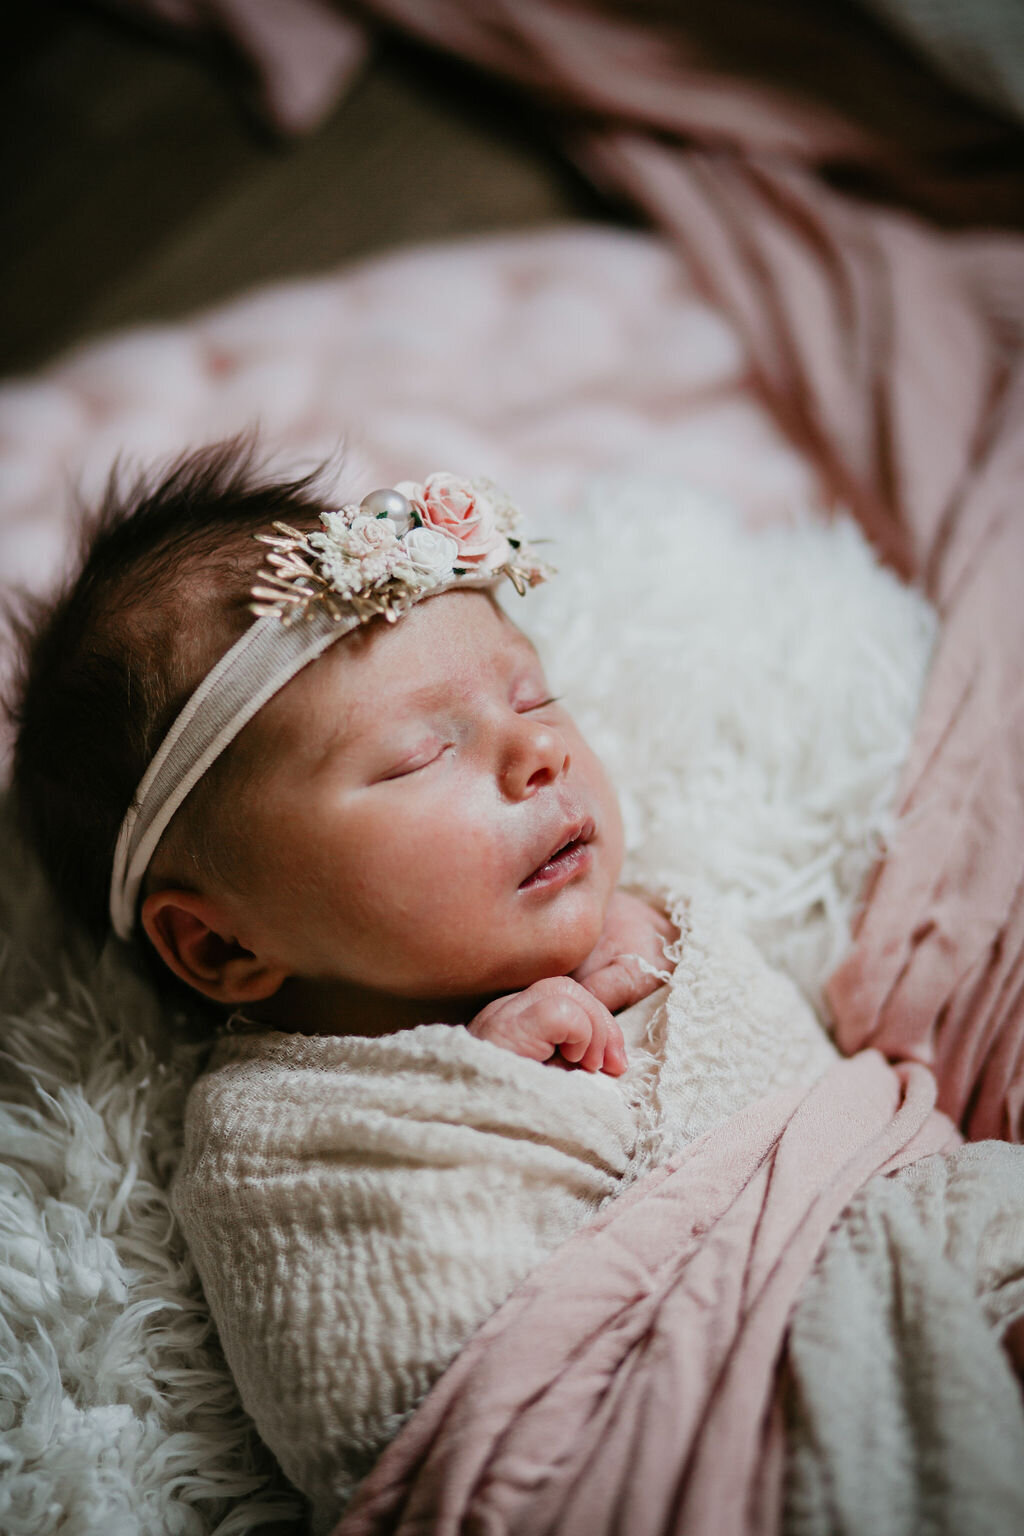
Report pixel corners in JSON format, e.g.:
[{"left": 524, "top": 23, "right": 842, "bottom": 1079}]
[
  {"left": 246, "top": 591, "right": 543, "bottom": 757},
  {"left": 348, "top": 595, "right": 541, "bottom": 706}
]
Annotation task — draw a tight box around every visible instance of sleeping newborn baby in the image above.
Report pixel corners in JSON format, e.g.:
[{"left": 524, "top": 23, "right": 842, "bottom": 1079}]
[{"left": 11, "top": 442, "right": 836, "bottom": 1533}]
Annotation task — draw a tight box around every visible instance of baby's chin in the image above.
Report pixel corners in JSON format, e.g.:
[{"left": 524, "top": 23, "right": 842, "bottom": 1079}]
[{"left": 476, "top": 907, "right": 609, "bottom": 995}]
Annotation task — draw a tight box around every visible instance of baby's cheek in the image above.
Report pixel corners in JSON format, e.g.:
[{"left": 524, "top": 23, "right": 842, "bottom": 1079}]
[
  {"left": 420, "top": 804, "right": 509, "bottom": 895},
  {"left": 593, "top": 771, "right": 625, "bottom": 873}
]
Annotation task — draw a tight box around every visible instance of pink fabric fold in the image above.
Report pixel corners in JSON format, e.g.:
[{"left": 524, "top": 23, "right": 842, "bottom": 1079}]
[
  {"left": 334, "top": 1051, "right": 957, "bottom": 1536},
  {"left": 106, "top": 0, "right": 371, "bottom": 133}
]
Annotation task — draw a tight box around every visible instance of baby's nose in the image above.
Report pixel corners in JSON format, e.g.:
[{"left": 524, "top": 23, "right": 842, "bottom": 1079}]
[{"left": 501, "top": 719, "right": 570, "bottom": 800}]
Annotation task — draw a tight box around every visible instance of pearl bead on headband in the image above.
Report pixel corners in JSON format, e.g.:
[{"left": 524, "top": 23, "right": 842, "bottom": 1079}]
[{"left": 108, "top": 474, "right": 551, "bottom": 941}]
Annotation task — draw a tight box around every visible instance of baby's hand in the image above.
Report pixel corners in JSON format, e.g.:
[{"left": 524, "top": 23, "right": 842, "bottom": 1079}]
[
  {"left": 467, "top": 977, "right": 627, "bottom": 1076},
  {"left": 572, "top": 891, "right": 677, "bottom": 1014}
]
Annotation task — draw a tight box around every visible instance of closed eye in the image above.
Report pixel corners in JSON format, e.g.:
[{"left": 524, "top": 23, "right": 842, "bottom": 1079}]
[
  {"left": 520, "top": 694, "right": 562, "bottom": 712},
  {"left": 378, "top": 742, "right": 450, "bottom": 781}
]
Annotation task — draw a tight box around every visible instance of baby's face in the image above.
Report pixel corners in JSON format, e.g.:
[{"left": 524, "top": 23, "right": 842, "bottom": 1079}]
[{"left": 211, "top": 591, "right": 624, "bottom": 1001}]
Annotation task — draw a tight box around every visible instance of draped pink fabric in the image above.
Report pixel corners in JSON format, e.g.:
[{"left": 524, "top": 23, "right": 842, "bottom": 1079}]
[
  {"left": 337, "top": 0, "right": 1024, "bottom": 1142},
  {"left": 334, "top": 1053, "right": 958, "bottom": 1536}
]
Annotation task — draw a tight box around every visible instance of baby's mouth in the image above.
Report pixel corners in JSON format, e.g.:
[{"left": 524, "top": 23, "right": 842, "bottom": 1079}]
[{"left": 519, "top": 818, "right": 595, "bottom": 892}]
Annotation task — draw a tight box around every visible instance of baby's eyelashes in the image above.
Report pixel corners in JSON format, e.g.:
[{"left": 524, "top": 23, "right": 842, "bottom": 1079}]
[
  {"left": 515, "top": 690, "right": 562, "bottom": 713},
  {"left": 371, "top": 688, "right": 563, "bottom": 781},
  {"left": 376, "top": 739, "right": 450, "bottom": 781}
]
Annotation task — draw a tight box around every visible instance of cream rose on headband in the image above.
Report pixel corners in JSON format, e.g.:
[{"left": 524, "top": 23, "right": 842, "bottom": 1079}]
[{"left": 313, "top": 510, "right": 401, "bottom": 595}]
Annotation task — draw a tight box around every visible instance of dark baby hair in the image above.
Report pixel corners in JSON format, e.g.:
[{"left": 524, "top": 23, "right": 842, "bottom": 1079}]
[{"left": 7, "top": 436, "right": 338, "bottom": 943}]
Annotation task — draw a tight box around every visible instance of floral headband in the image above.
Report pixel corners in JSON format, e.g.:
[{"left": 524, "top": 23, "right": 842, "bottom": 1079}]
[{"left": 109, "top": 474, "right": 550, "bottom": 940}]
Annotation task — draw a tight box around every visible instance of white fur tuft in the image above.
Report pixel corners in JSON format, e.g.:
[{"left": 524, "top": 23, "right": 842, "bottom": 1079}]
[{"left": 0, "top": 865, "right": 305, "bottom": 1533}]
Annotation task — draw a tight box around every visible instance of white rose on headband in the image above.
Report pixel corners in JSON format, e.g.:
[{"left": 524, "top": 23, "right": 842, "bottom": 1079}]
[
  {"left": 406, "top": 472, "right": 510, "bottom": 572},
  {"left": 397, "top": 526, "right": 459, "bottom": 588}
]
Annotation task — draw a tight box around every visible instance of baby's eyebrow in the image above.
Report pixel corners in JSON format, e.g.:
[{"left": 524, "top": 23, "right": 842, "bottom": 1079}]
[{"left": 313, "top": 631, "right": 545, "bottom": 765}]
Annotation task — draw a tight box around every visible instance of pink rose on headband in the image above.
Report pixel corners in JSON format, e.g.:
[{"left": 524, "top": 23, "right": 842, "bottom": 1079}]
[{"left": 401, "top": 473, "right": 510, "bottom": 572}]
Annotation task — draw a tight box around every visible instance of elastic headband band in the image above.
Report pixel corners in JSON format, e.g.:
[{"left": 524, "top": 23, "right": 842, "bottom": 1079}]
[
  {"left": 108, "top": 475, "right": 549, "bottom": 940},
  {"left": 110, "top": 608, "right": 339, "bottom": 940}
]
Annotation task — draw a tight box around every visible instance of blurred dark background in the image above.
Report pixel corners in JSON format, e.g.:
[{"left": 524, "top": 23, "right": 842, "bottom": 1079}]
[
  {"left": 2, "top": 3, "right": 614, "bottom": 375},
  {"left": 4, "top": 0, "right": 1024, "bottom": 377}
]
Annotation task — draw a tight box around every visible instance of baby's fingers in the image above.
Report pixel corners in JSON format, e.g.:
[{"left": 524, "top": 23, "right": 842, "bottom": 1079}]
[
  {"left": 470, "top": 978, "right": 627, "bottom": 1076},
  {"left": 595, "top": 1010, "right": 628, "bottom": 1077},
  {"left": 547, "top": 993, "right": 594, "bottom": 1067},
  {"left": 561, "top": 987, "right": 626, "bottom": 1076},
  {"left": 581, "top": 954, "right": 659, "bottom": 1015}
]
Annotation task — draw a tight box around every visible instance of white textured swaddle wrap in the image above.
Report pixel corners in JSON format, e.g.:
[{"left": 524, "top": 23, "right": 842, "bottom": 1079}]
[{"left": 172, "top": 899, "right": 837, "bottom": 1530}]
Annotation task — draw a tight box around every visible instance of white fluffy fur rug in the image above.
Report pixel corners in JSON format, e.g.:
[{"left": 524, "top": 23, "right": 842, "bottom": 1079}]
[{"left": 0, "top": 227, "right": 934, "bottom": 1533}]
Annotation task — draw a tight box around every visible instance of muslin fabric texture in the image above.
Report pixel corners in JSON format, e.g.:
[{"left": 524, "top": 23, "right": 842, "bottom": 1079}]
[
  {"left": 784, "top": 1142, "right": 1024, "bottom": 1536},
  {"left": 172, "top": 900, "right": 836, "bottom": 1530}
]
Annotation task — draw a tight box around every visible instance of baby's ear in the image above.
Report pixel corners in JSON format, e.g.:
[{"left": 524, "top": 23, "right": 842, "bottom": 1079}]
[{"left": 140, "top": 890, "right": 289, "bottom": 1005}]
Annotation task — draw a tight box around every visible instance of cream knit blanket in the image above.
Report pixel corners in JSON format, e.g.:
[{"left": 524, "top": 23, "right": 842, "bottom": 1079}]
[{"left": 172, "top": 900, "right": 837, "bottom": 1530}]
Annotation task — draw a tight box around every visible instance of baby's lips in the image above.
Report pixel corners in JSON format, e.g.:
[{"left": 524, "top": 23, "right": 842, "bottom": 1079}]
[{"left": 520, "top": 812, "right": 594, "bottom": 887}]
